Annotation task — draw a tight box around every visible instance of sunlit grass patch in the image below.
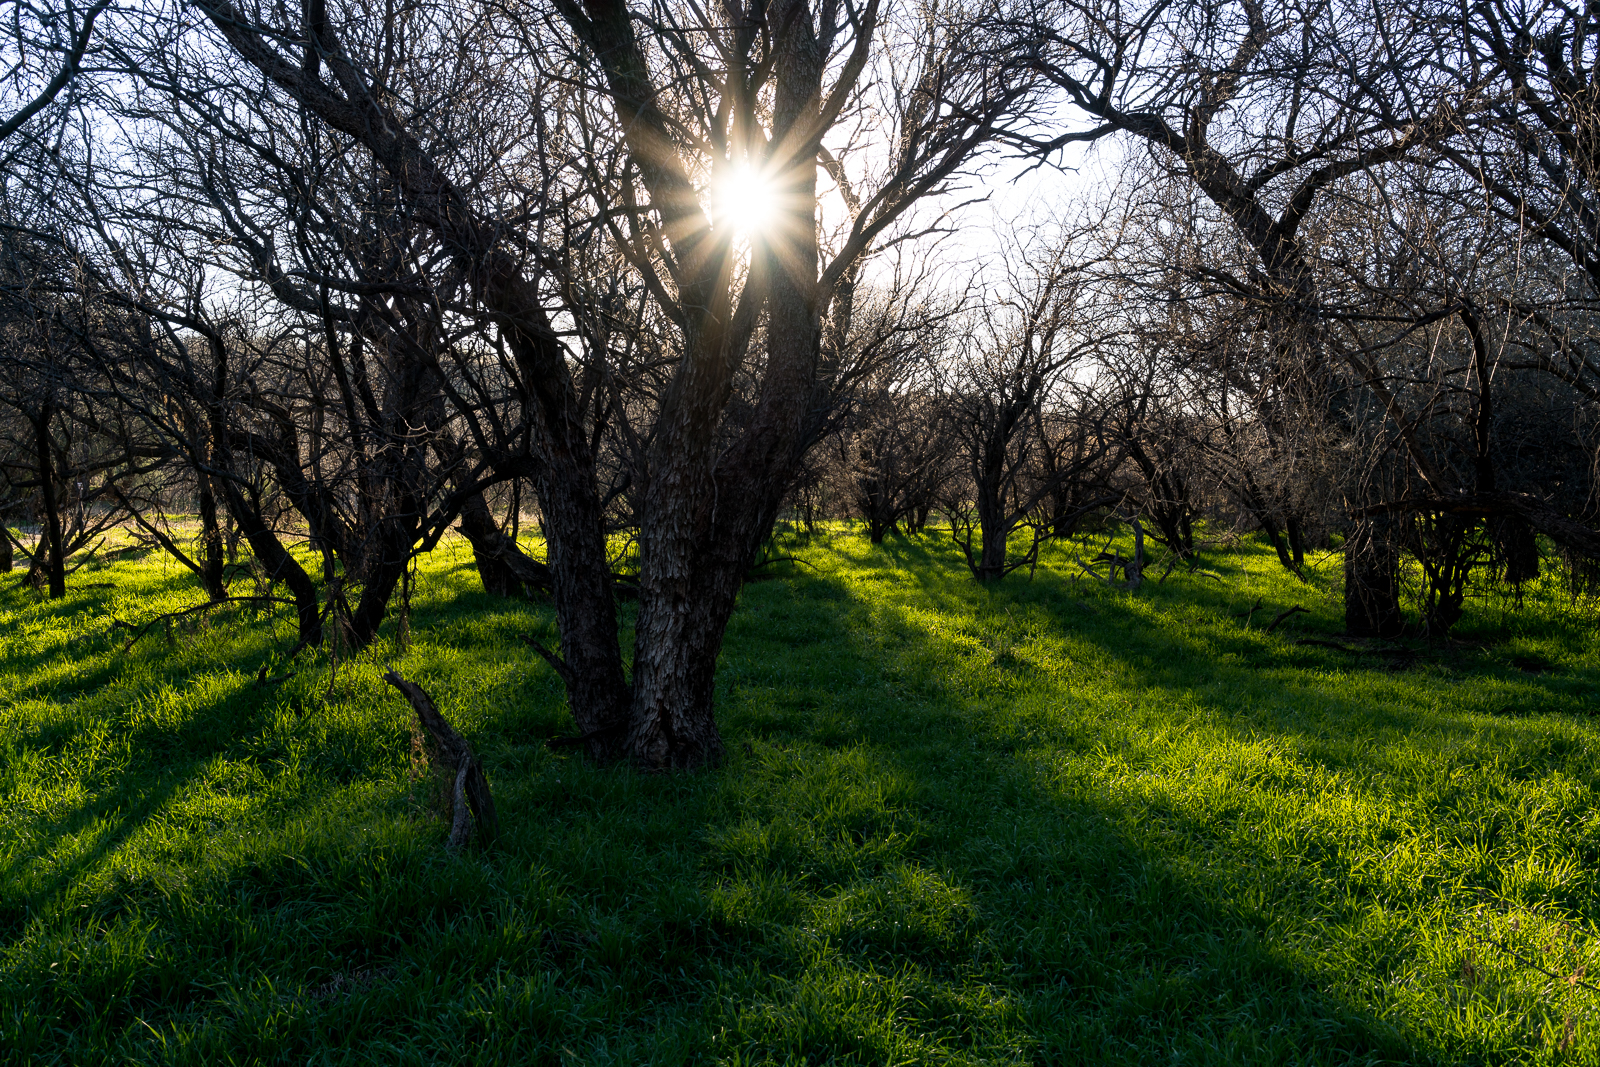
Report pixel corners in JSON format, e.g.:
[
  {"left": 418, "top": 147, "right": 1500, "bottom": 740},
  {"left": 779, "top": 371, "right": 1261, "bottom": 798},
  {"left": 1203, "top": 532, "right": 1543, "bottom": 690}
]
[{"left": 2, "top": 524, "right": 1599, "bottom": 1063}]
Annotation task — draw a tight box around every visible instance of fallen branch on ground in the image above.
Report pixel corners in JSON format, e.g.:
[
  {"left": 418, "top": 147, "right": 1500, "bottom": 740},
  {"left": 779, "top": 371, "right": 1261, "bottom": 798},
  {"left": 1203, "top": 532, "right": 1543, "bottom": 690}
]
[
  {"left": 383, "top": 670, "right": 498, "bottom": 849},
  {"left": 1266, "top": 605, "right": 1309, "bottom": 633},
  {"left": 255, "top": 663, "right": 297, "bottom": 688}
]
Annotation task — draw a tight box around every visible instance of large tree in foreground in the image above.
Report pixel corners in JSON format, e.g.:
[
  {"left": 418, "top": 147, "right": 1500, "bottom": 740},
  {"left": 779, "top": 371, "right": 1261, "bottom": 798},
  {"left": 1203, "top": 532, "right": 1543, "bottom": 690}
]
[{"left": 179, "top": 0, "right": 1032, "bottom": 767}]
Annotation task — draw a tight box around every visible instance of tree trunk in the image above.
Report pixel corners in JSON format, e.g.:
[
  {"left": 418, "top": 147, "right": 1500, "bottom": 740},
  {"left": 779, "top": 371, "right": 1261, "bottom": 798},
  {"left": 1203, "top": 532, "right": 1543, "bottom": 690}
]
[
  {"left": 1344, "top": 515, "right": 1403, "bottom": 638},
  {"left": 513, "top": 349, "right": 632, "bottom": 762},
  {"left": 1286, "top": 514, "right": 1306, "bottom": 570},
  {"left": 219, "top": 480, "right": 324, "bottom": 651},
  {"left": 457, "top": 490, "right": 529, "bottom": 596},
  {"left": 197, "top": 474, "right": 227, "bottom": 602},
  {"left": 977, "top": 520, "right": 1008, "bottom": 581},
  {"left": 627, "top": 545, "right": 735, "bottom": 771},
  {"left": 32, "top": 411, "right": 65, "bottom": 599},
  {"left": 1258, "top": 510, "right": 1298, "bottom": 573},
  {"left": 1126, "top": 513, "right": 1146, "bottom": 585},
  {"left": 973, "top": 457, "right": 1009, "bottom": 580},
  {"left": 625, "top": 343, "right": 745, "bottom": 769},
  {"left": 345, "top": 524, "right": 412, "bottom": 651}
]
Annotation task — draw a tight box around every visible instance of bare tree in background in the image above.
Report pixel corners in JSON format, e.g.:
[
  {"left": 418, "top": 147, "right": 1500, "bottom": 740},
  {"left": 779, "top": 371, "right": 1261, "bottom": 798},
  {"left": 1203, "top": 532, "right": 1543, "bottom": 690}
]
[
  {"left": 0, "top": 227, "right": 133, "bottom": 596},
  {"left": 831, "top": 285, "right": 963, "bottom": 543},
  {"left": 943, "top": 229, "right": 1119, "bottom": 580},
  {"left": 1002, "top": 0, "right": 1471, "bottom": 634}
]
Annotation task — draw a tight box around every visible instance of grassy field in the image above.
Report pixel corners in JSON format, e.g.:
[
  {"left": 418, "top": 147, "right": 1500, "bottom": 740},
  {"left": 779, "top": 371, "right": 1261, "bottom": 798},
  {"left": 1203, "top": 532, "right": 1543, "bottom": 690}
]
[{"left": 2, "top": 525, "right": 1599, "bottom": 1065}]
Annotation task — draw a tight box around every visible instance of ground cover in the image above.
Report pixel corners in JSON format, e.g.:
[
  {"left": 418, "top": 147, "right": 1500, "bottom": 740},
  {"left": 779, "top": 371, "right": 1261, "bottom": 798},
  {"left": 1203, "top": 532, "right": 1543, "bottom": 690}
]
[{"left": 1, "top": 526, "right": 1598, "bottom": 1065}]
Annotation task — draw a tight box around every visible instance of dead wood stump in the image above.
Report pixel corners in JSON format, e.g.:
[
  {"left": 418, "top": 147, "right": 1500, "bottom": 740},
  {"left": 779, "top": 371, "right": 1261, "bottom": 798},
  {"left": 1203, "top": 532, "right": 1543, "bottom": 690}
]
[{"left": 383, "top": 670, "right": 499, "bottom": 849}]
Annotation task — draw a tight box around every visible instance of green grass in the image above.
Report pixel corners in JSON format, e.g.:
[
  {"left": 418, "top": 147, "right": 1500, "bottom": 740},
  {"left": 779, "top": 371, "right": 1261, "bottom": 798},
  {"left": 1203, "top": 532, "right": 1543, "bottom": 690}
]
[{"left": 3, "top": 525, "right": 1600, "bottom": 1064}]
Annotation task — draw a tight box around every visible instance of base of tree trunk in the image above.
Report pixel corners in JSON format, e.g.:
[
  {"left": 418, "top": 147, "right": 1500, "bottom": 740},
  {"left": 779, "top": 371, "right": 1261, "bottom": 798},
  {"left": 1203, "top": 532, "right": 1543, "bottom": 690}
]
[
  {"left": 457, "top": 493, "right": 553, "bottom": 597},
  {"left": 1344, "top": 518, "right": 1403, "bottom": 638},
  {"left": 626, "top": 706, "right": 726, "bottom": 771}
]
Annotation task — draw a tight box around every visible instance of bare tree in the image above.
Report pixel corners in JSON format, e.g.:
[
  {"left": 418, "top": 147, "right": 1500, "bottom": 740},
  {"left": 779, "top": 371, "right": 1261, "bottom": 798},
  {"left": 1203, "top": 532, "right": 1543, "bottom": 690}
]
[
  {"left": 147, "top": 0, "right": 1037, "bottom": 767},
  {"left": 0, "top": 228, "right": 133, "bottom": 595},
  {"left": 1002, "top": 0, "right": 1473, "bottom": 633},
  {"left": 942, "top": 229, "right": 1118, "bottom": 580},
  {"left": 0, "top": 0, "right": 107, "bottom": 144}
]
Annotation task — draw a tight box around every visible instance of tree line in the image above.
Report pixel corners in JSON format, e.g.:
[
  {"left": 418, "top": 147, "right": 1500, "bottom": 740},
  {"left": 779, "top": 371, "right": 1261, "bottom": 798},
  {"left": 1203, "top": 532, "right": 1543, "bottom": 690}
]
[{"left": 2, "top": 0, "right": 1599, "bottom": 767}]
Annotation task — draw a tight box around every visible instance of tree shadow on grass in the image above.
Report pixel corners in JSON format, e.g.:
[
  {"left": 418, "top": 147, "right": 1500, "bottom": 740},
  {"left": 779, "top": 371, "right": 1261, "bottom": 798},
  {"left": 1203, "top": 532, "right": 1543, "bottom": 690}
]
[
  {"left": 0, "top": 683, "right": 288, "bottom": 935},
  {"left": 4, "top": 533, "right": 1593, "bottom": 1064},
  {"left": 712, "top": 541, "right": 1600, "bottom": 1064}
]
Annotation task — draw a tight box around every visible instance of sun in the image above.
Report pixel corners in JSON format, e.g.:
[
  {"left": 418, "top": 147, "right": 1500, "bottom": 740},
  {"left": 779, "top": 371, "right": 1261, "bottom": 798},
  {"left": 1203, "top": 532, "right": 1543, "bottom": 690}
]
[{"left": 712, "top": 164, "right": 777, "bottom": 236}]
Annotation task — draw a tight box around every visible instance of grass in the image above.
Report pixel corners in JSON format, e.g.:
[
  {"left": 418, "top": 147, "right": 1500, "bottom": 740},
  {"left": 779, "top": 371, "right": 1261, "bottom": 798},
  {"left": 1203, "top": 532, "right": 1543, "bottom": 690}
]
[{"left": 2, "top": 524, "right": 1600, "bottom": 1064}]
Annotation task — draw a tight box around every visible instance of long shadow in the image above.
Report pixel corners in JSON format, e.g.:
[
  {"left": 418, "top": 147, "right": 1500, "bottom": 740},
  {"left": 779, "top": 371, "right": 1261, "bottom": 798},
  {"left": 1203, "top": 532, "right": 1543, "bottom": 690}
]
[
  {"left": 0, "top": 552, "right": 548, "bottom": 942},
  {"left": 711, "top": 535, "right": 1597, "bottom": 1063},
  {"left": 0, "top": 652, "right": 309, "bottom": 938}
]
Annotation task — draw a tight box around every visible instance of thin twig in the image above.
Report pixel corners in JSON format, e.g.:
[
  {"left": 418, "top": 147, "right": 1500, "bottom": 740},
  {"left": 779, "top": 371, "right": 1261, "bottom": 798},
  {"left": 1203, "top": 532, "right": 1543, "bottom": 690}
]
[
  {"left": 113, "top": 596, "right": 296, "bottom": 652},
  {"left": 1265, "top": 605, "right": 1309, "bottom": 633}
]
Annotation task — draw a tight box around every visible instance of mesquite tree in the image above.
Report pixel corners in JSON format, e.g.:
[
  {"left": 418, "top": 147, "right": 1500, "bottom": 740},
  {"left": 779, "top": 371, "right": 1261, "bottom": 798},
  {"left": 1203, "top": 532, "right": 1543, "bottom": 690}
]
[
  {"left": 166, "top": 0, "right": 1034, "bottom": 767},
  {"left": 942, "top": 228, "right": 1120, "bottom": 580},
  {"left": 1003, "top": 0, "right": 1471, "bottom": 634}
]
